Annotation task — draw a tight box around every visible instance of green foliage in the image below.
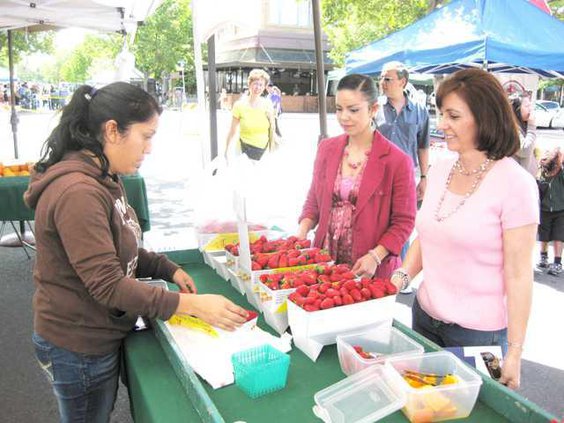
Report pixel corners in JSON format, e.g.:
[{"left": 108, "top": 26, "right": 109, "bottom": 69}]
[
  {"left": 0, "top": 30, "right": 54, "bottom": 67},
  {"left": 321, "top": 0, "right": 431, "bottom": 67},
  {"left": 549, "top": 0, "right": 564, "bottom": 20},
  {"left": 59, "top": 34, "right": 122, "bottom": 83},
  {"left": 133, "top": 0, "right": 197, "bottom": 92}
]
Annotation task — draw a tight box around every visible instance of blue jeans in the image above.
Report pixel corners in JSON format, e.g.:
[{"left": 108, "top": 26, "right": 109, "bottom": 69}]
[
  {"left": 32, "top": 333, "right": 120, "bottom": 423},
  {"left": 412, "top": 298, "right": 508, "bottom": 355}
]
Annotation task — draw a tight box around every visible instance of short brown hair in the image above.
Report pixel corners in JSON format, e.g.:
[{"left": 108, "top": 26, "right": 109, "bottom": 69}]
[{"left": 436, "top": 68, "right": 519, "bottom": 159}]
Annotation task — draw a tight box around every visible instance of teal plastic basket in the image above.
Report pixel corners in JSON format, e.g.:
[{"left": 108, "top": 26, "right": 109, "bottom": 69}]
[{"left": 231, "top": 344, "right": 290, "bottom": 398}]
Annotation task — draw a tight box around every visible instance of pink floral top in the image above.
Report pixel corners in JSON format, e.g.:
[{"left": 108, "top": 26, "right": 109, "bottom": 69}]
[{"left": 324, "top": 160, "right": 369, "bottom": 265}]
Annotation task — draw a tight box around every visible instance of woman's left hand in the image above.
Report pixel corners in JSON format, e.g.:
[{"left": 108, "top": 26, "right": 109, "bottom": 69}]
[
  {"left": 172, "top": 268, "right": 197, "bottom": 294},
  {"left": 351, "top": 254, "right": 378, "bottom": 279},
  {"left": 498, "top": 349, "right": 521, "bottom": 390}
]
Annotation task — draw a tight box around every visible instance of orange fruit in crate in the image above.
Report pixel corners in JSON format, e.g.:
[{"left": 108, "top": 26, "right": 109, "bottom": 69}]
[
  {"left": 18, "top": 170, "right": 31, "bottom": 176},
  {"left": 7, "top": 164, "right": 21, "bottom": 172},
  {"left": 3, "top": 168, "right": 17, "bottom": 177},
  {"left": 0, "top": 163, "right": 4, "bottom": 176},
  {"left": 19, "top": 163, "right": 29, "bottom": 172}
]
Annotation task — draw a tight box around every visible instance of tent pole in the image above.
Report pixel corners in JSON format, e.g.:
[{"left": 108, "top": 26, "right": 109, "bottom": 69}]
[
  {"left": 7, "top": 30, "right": 19, "bottom": 160},
  {"left": 312, "top": 0, "right": 327, "bottom": 141},
  {"left": 208, "top": 34, "right": 218, "bottom": 161}
]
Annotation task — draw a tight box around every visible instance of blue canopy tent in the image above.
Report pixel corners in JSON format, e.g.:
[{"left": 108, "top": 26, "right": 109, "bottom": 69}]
[{"left": 345, "top": 0, "right": 564, "bottom": 78}]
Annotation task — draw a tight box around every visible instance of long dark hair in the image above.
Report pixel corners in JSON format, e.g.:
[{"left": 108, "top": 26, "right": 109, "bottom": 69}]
[
  {"left": 510, "top": 96, "right": 528, "bottom": 135},
  {"left": 36, "top": 82, "right": 162, "bottom": 175}
]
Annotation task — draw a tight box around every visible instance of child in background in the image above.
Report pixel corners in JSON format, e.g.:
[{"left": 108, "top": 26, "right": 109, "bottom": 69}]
[{"left": 537, "top": 148, "right": 564, "bottom": 275}]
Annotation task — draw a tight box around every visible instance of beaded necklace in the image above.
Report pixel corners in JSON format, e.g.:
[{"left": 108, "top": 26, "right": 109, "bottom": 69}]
[
  {"left": 434, "top": 158, "right": 492, "bottom": 222},
  {"left": 343, "top": 145, "right": 371, "bottom": 170}
]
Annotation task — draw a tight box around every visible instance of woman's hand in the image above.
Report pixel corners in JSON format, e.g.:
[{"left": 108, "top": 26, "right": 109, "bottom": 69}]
[
  {"left": 172, "top": 268, "right": 197, "bottom": 294},
  {"left": 499, "top": 349, "right": 522, "bottom": 390},
  {"left": 351, "top": 254, "right": 378, "bottom": 279},
  {"left": 177, "top": 294, "right": 248, "bottom": 331}
]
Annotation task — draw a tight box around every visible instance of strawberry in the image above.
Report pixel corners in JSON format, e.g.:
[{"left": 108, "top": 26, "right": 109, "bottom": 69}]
[
  {"left": 314, "top": 299, "right": 322, "bottom": 309},
  {"left": 288, "top": 257, "right": 300, "bottom": 267},
  {"left": 267, "top": 254, "right": 280, "bottom": 269},
  {"left": 369, "top": 285, "right": 385, "bottom": 299},
  {"left": 287, "top": 249, "right": 300, "bottom": 258},
  {"left": 350, "top": 289, "right": 362, "bottom": 302},
  {"left": 256, "top": 254, "right": 269, "bottom": 268},
  {"left": 318, "top": 275, "right": 331, "bottom": 284},
  {"left": 360, "top": 287, "right": 372, "bottom": 300},
  {"left": 344, "top": 280, "right": 358, "bottom": 291},
  {"left": 320, "top": 298, "right": 335, "bottom": 309},
  {"left": 329, "top": 273, "right": 342, "bottom": 282},
  {"left": 334, "top": 264, "right": 351, "bottom": 273},
  {"left": 318, "top": 283, "right": 331, "bottom": 293},
  {"left": 294, "top": 296, "right": 306, "bottom": 307},
  {"left": 315, "top": 253, "right": 332, "bottom": 262},
  {"left": 279, "top": 254, "right": 289, "bottom": 268},
  {"left": 296, "top": 285, "right": 309, "bottom": 296},
  {"left": 343, "top": 294, "right": 354, "bottom": 305},
  {"left": 251, "top": 261, "right": 262, "bottom": 271},
  {"left": 326, "top": 288, "right": 340, "bottom": 298},
  {"left": 304, "top": 304, "right": 319, "bottom": 312},
  {"left": 333, "top": 295, "right": 343, "bottom": 306},
  {"left": 304, "top": 297, "right": 316, "bottom": 305},
  {"left": 340, "top": 271, "right": 356, "bottom": 280}
]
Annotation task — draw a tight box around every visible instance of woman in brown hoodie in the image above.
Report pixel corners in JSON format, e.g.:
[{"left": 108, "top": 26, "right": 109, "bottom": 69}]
[{"left": 24, "top": 82, "right": 248, "bottom": 422}]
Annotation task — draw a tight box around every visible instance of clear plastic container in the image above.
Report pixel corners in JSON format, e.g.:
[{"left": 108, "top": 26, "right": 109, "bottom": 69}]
[
  {"left": 314, "top": 364, "right": 405, "bottom": 423},
  {"left": 231, "top": 344, "right": 290, "bottom": 399},
  {"left": 337, "top": 327, "right": 424, "bottom": 376},
  {"left": 387, "top": 351, "right": 482, "bottom": 422}
]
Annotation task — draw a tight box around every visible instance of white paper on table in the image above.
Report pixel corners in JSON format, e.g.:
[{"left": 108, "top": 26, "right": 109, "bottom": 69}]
[{"left": 165, "top": 322, "right": 292, "bottom": 389}]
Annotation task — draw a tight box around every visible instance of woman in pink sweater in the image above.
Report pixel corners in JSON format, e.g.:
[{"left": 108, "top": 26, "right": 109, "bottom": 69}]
[{"left": 391, "top": 69, "right": 538, "bottom": 390}]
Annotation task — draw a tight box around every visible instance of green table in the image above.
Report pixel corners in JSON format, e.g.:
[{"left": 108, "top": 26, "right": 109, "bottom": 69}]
[
  {"left": 0, "top": 174, "right": 151, "bottom": 232},
  {"left": 124, "top": 251, "right": 556, "bottom": 423}
]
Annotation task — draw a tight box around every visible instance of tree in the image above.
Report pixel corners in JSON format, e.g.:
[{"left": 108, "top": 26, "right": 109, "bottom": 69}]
[
  {"left": 0, "top": 30, "right": 54, "bottom": 68},
  {"left": 133, "top": 0, "right": 197, "bottom": 93},
  {"left": 321, "top": 0, "right": 438, "bottom": 67},
  {"left": 59, "top": 34, "right": 122, "bottom": 83}
]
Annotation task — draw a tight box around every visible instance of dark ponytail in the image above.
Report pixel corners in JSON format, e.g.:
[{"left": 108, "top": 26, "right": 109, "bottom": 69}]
[{"left": 36, "top": 82, "right": 162, "bottom": 175}]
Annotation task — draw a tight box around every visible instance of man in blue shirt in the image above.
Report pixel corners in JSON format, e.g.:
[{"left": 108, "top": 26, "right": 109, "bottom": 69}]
[
  {"left": 376, "top": 62, "right": 430, "bottom": 293},
  {"left": 375, "top": 61, "right": 430, "bottom": 202}
]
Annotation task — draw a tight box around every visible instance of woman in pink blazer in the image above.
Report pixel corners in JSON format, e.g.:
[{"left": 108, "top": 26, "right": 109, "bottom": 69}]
[{"left": 298, "top": 74, "right": 416, "bottom": 278}]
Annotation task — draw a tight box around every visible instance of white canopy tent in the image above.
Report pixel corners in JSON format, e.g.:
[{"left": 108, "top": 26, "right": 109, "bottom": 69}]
[{"left": 0, "top": 0, "right": 161, "bottom": 33}]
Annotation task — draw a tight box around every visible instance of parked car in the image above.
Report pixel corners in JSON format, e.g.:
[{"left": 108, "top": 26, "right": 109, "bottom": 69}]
[{"left": 534, "top": 101, "right": 564, "bottom": 128}]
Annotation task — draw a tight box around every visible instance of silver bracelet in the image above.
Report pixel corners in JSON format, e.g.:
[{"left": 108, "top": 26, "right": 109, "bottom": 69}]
[
  {"left": 368, "top": 249, "right": 382, "bottom": 266},
  {"left": 391, "top": 268, "right": 411, "bottom": 291}
]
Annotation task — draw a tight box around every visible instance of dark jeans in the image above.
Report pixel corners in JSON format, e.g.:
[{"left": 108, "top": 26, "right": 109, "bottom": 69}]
[
  {"left": 240, "top": 140, "right": 266, "bottom": 161},
  {"left": 32, "top": 333, "right": 120, "bottom": 423},
  {"left": 412, "top": 297, "right": 508, "bottom": 355}
]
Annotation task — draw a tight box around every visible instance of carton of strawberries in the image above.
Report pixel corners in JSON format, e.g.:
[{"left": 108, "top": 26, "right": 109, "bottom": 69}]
[
  {"left": 287, "top": 277, "right": 397, "bottom": 312},
  {"left": 225, "top": 235, "right": 311, "bottom": 257}
]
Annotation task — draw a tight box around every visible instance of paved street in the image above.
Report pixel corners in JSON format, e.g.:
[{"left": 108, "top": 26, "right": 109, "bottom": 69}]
[{"left": 1, "top": 107, "right": 564, "bottom": 416}]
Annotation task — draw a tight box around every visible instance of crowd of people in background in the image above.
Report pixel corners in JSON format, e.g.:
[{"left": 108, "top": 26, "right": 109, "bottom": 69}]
[{"left": 1, "top": 81, "right": 72, "bottom": 110}]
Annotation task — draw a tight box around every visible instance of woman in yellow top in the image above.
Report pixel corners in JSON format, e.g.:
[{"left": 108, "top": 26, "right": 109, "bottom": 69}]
[{"left": 224, "top": 69, "right": 275, "bottom": 161}]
